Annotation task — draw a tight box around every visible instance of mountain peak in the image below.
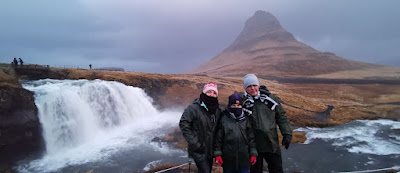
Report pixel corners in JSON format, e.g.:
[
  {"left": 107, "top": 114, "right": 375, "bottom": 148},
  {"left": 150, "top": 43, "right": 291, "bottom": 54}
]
[
  {"left": 228, "top": 10, "right": 295, "bottom": 51},
  {"left": 250, "top": 10, "right": 281, "bottom": 30},
  {"left": 187, "top": 11, "right": 377, "bottom": 77}
]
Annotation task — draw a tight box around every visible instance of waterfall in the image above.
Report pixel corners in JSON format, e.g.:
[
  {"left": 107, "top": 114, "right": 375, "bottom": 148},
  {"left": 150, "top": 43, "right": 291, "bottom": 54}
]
[{"left": 19, "top": 79, "right": 183, "bottom": 173}]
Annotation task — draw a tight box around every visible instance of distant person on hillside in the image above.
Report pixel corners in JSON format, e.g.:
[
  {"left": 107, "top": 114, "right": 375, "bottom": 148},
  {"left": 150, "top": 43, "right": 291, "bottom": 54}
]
[
  {"left": 242, "top": 74, "right": 292, "bottom": 173},
  {"left": 19, "top": 58, "right": 24, "bottom": 66},
  {"left": 214, "top": 93, "right": 258, "bottom": 173},
  {"left": 13, "top": 58, "right": 18, "bottom": 67},
  {"left": 89, "top": 64, "right": 92, "bottom": 69},
  {"left": 179, "top": 82, "right": 221, "bottom": 173}
]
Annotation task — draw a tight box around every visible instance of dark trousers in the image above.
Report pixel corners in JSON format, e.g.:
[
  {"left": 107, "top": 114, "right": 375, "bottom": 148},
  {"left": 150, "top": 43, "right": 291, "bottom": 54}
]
[
  {"left": 250, "top": 147, "right": 283, "bottom": 173},
  {"left": 195, "top": 158, "right": 213, "bottom": 173},
  {"left": 224, "top": 168, "right": 250, "bottom": 173}
]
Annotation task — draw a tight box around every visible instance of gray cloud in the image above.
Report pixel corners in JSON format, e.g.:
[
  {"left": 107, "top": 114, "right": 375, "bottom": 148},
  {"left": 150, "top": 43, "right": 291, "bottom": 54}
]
[{"left": 1, "top": 0, "right": 399, "bottom": 73}]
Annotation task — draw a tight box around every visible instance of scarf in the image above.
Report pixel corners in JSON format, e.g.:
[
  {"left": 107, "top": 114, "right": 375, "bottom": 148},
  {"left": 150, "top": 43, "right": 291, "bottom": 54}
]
[
  {"left": 243, "top": 92, "right": 278, "bottom": 110},
  {"left": 227, "top": 108, "right": 246, "bottom": 121},
  {"left": 200, "top": 93, "right": 219, "bottom": 114}
]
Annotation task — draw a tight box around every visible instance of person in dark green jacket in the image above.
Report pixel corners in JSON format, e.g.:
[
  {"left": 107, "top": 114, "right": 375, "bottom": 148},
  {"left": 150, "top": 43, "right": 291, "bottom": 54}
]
[
  {"left": 179, "top": 82, "right": 222, "bottom": 173},
  {"left": 242, "top": 74, "right": 292, "bottom": 173},
  {"left": 214, "top": 93, "right": 258, "bottom": 173}
]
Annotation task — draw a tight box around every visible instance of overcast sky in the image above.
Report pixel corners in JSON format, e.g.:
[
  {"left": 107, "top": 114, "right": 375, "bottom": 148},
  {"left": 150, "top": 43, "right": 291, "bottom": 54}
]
[{"left": 1, "top": 0, "right": 399, "bottom": 73}]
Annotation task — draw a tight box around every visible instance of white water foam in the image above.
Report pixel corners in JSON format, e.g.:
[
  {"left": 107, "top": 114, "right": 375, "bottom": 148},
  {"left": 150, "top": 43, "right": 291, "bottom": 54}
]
[
  {"left": 19, "top": 79, "right": 183, "bottom": 173},
  {"left": 295, "top": 119, "right": 400, "bottom": 155},
  {"left": 143, "top": 160, "right": 163, "bottom": 171}
]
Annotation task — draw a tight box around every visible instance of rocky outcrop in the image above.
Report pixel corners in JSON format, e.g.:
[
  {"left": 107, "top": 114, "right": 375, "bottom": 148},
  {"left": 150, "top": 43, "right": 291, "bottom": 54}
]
[
  {"left": 0, "top": 83, "right": 44, "bottom": 169},
  {"left": 14, "top": 65, "right": 68, "bottom": 80}
]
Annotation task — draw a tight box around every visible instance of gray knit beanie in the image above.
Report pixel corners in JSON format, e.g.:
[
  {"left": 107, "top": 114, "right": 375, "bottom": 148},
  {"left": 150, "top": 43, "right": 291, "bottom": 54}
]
[{"left": 243, "top": 74, "right": 259, "bottom": 89}]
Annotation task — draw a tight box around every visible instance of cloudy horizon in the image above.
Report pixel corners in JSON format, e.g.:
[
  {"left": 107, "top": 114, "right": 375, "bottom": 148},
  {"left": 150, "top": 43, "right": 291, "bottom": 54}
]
[{"left": 1, "top": 0, "right": 399, "bottom": 73}]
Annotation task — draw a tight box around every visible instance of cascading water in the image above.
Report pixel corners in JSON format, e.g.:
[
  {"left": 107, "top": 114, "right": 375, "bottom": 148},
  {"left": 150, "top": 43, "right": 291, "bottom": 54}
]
[
  {"left": 18, "top": 79, "right": 186, "bottom": 173},
  {"left": 16, "top": 79, "right": 400, "bottom": 173},
  {"left": 283, "top": 119, "right": 400, "bottom": 172}
]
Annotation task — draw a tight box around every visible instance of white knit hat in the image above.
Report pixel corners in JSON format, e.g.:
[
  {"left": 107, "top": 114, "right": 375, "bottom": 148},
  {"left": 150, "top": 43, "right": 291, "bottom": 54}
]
[{"left": 243, "top": 74, "right": 259, "bottom": 89}]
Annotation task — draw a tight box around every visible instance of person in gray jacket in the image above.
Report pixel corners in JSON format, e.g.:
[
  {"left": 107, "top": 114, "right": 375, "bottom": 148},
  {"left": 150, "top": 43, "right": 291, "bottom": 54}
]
[
  {"left": 242, "top": 74, "right": 292, "bottom": 173},
  {"left": 179, "top": 82, "right": 222, "bottom": 173}
]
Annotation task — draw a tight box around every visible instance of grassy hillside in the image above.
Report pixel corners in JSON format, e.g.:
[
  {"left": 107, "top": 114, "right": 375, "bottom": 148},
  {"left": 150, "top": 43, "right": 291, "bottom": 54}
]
[{"left": 48, "top": 68, "right": 400, "bottom": 127}]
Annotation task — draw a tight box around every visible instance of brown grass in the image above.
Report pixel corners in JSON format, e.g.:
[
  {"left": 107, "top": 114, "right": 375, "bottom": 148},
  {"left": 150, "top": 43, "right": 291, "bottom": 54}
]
[
  {"left": 0, "top": 64, "right": 20, "bottom": 87},
  {"left": 313, "top": 66, "right": 400, "bottom": 79}
]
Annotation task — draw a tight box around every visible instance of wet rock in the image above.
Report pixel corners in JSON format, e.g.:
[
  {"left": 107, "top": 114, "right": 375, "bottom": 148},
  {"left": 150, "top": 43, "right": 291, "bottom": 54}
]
[
  {"left": 151, "top": 137, "right": 161, "bottom": 142},
  {"left": 152, "top": 127, "right": 187, "bottom": 149},
  {"left": 0, "top": 85, "right": 44, "bottom": 168},
  {"left": 393, "top": 129, "right": 400, "bottom": 135}
]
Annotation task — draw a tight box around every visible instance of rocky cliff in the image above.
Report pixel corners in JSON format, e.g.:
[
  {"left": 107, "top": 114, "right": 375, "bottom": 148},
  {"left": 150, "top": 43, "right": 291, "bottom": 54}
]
[{"left": 0, "top": 66, "right": 44, "bottom": 170}]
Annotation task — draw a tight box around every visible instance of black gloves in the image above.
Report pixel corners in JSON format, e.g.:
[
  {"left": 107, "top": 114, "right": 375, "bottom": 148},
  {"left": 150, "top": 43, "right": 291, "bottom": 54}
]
[
  {"left": 282, "top": 135, "right": 292, "bottom": 149},
  {"left": 259, "top": 85, "right": 271, "bottom": 95},
  {"left": 194, "top": 144, "right": 205, "bottom": 154}
]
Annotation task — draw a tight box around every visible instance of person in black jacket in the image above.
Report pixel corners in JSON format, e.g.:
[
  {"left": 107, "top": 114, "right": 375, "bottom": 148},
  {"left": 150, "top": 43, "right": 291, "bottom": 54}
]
[
  {"left": 13, "top": 58, "right": 18, "bottom": 67},
  {"left": 214, "top": 93, "right": 258, "bottom": 173},
  {"left": 179, "top": 82, "right": 221, "bottom": 173},
  {"left": 19, "top": 58, "right": 24, "bottom": 66}
]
